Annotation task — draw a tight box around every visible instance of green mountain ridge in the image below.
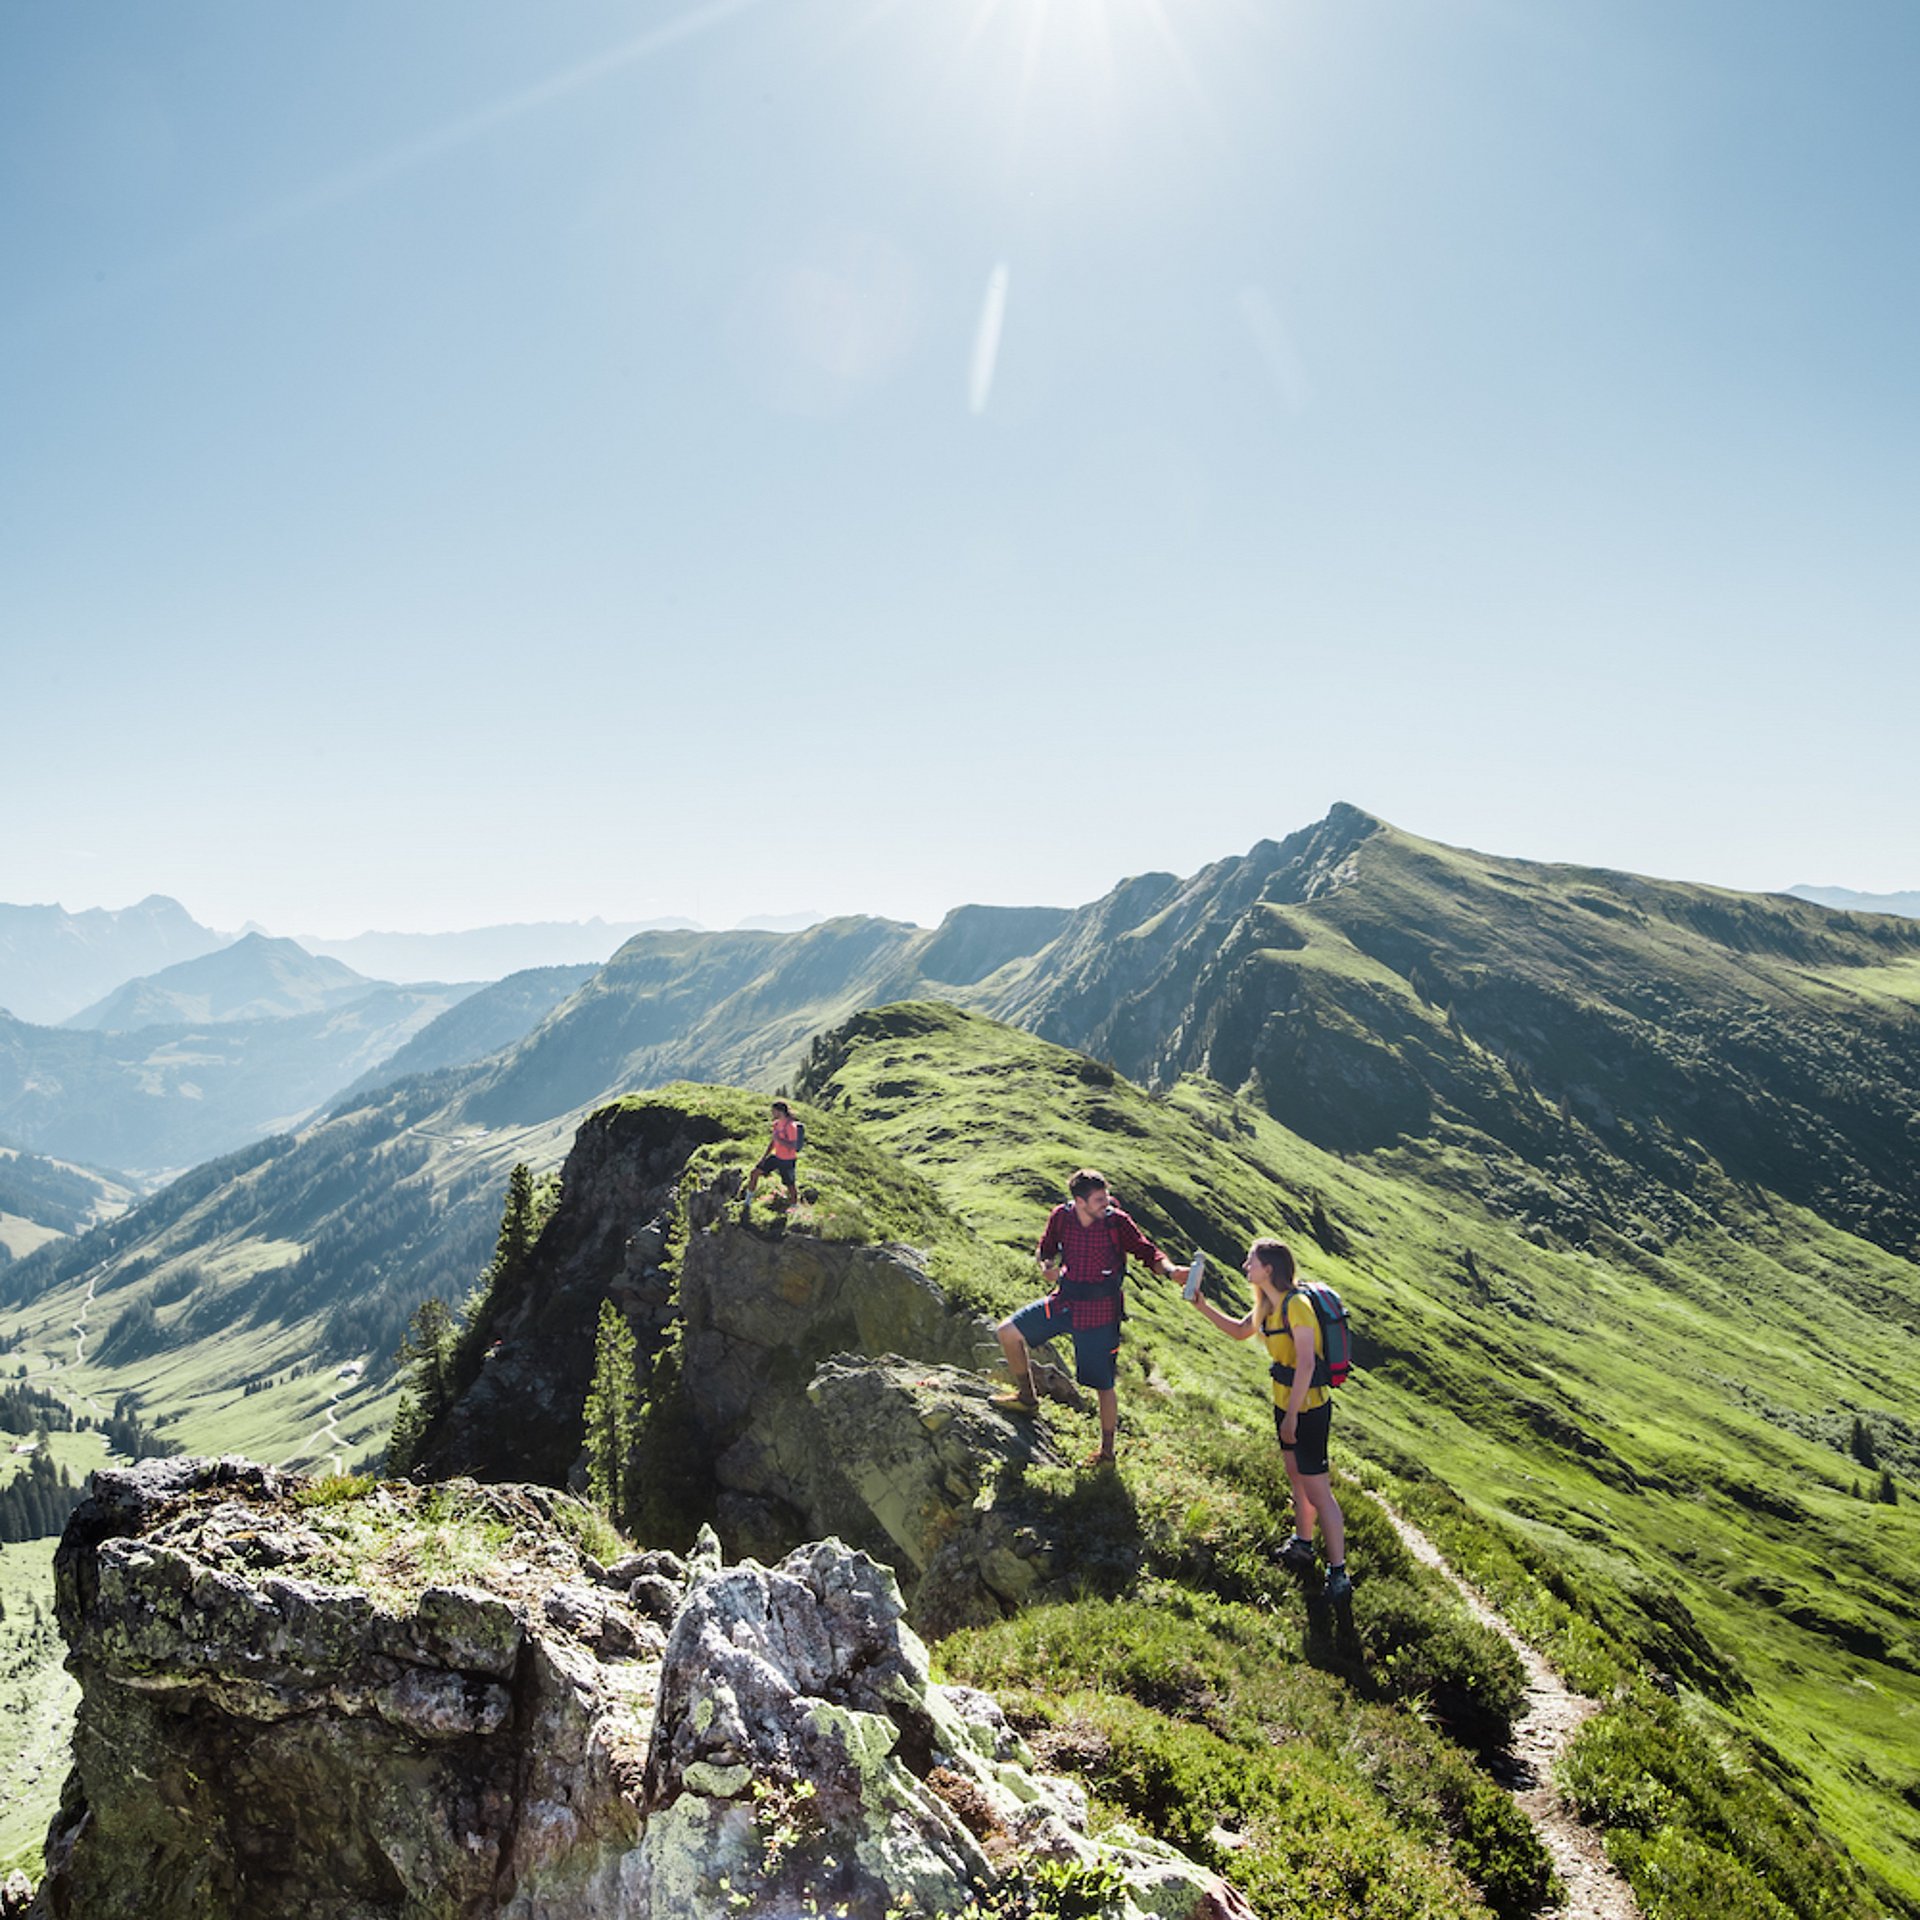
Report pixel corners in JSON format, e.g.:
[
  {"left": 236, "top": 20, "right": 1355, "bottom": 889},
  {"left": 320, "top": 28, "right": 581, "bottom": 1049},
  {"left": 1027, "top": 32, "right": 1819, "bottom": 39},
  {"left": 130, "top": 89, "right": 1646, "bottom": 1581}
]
[
  {"left": 406, "top": 1003, "right": 1919, "bottom": 1916},
  {"left": 0, "top": 1143, "right": 133, "bottom": 1261},
  {"left": 4, "top": 805, "right": 1918, "bottom": 1905},
  {"left": 9, "top": 804, "right": 1918, "bottom": 1463}
]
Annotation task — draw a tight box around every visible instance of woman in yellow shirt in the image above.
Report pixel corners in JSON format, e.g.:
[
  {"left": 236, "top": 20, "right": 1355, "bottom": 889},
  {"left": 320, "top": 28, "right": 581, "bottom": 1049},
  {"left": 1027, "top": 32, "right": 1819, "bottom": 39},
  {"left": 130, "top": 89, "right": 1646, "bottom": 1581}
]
[{"left": 1189, "top": 1237, "right": 1350, "bottom": 1599}]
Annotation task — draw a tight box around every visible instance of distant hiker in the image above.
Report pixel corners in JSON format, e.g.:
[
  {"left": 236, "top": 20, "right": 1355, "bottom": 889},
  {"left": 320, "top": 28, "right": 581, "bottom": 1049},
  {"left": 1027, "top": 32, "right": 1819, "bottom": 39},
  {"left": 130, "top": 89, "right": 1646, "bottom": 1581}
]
[
  {"left": 994, "top": 1169, "right": 1187, "bottom": 1471},
  {"left": 745, "top": 1100, "right": 802, "bottom": 1208},
  {"left": 1190, "top": 1238, "right": 1350, "bottom": 1599}
]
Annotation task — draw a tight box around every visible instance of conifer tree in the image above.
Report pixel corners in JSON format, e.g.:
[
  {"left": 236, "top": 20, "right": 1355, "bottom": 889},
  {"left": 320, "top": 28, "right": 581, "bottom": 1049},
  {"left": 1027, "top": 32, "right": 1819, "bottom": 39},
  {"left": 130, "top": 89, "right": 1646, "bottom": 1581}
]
[
  {"left": 385, "top": 1298, "right": 456, "bottom": 1475},
  {"left": 1879, "top": 1469, "right": 1899, "bottom": 1506},
  {"left": 1849, "top": 1416, "right": 1878, "bottom": 1468},
  {"left": 584, "top": 1299, "right": 638, "bottom": 1521}
]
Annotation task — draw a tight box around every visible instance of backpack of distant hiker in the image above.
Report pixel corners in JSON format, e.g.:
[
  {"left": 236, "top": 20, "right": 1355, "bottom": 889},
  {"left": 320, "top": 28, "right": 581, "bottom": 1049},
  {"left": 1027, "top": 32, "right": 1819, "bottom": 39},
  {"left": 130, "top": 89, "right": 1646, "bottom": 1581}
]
[
  {"left": 1268, "top": 1281, "right": 1353, "bottom": 1390},
  {"left": 792, "top": 1120, "right": 806, "bottom": 1153}
]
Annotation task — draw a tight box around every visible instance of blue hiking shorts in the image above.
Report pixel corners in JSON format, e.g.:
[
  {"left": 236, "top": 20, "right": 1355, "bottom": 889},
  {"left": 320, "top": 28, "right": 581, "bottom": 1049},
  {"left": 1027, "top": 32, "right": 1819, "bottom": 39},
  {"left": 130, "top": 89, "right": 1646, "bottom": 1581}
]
[{"left": 1009, "top": 1293, "right": 1121, "bottom": 1392}]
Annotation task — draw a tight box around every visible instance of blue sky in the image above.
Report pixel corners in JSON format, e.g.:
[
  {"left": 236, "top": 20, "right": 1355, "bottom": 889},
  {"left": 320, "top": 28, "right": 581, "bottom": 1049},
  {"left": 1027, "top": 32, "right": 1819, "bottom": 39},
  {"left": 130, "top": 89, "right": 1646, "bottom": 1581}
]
[{"left": 4, "top": 0, "right": 1916, "bottom": 936}]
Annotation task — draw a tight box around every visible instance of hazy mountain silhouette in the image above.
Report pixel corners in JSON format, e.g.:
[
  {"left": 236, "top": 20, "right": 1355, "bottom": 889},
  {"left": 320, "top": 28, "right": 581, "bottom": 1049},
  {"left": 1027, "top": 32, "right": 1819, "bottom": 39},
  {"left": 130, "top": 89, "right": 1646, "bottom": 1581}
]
[
  {"left": 0, "top": 896, "right": 225, "bottom": 1025},
  {"left": 63, "top": 933, "right": 384, "bottom": 1032}
]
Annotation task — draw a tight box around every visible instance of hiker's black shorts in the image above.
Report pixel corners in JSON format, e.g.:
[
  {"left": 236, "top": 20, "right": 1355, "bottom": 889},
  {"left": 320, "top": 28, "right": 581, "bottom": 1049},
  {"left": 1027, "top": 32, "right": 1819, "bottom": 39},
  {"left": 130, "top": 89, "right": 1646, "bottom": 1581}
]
[
  {"left": 1275, "top": 1401, "right": 1332, "bottom": 1477},
  {"left": 754, "top": 1153, "right": 798, "bottom": 1188}
]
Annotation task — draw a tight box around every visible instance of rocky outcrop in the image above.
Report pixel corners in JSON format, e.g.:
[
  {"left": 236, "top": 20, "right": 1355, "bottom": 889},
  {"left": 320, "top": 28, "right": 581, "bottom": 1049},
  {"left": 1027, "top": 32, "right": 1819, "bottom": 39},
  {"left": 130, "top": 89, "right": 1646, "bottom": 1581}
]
[
  {"left": 675, "top": 1211, "right": 1081, "bottom": 1626},
  {"left": 30, "top": 1457, "right": 1248, "bottom": 1920},
  {"left": 416, "top": 1100, "right": 735, "bottom": 1486},
  {"left": 412, "top": 1088, "right": 1087, "bottom": 1629}
]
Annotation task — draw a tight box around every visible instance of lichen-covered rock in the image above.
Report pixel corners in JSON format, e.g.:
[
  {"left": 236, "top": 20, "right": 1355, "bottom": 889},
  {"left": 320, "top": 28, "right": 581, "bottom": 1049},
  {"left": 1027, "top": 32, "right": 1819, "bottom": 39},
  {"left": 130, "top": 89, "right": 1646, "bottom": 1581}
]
[
  {"left": 678, "top": 1225, "right": 999, "bottom": 1448},
  {"left": 30, "top": 1457, "right": 1246, "bottom": 1920}
]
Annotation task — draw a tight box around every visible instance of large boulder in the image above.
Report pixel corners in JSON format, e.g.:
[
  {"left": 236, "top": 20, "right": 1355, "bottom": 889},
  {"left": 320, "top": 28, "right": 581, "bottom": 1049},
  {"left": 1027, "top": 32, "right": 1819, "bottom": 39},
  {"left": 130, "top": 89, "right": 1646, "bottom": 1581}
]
[
  {"left": 29, "top": 1457, "right": 1247, "bottom": 1920},
  {"left": 678, "top": 1222, "right": 1000, "bottom": 1443},
  {"left": 677, "top": 1214, "right": 1072, "bottom": 1603}
]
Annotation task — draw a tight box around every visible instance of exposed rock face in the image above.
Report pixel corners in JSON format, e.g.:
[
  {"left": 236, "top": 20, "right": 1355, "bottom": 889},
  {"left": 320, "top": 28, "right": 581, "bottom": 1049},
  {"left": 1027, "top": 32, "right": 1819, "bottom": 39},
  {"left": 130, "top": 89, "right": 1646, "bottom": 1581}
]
[
  {"left": 31, "top": 1457, "right": 1246, "bottom": 1920},
  {"left": 411, "top": 1088, "right": 1090, "bottom": 1631},
  {"left": 417, "top": 1101, "right": 733, "bottom": 1486},
  {"left": 673, "top": 1209, "right": 1082, "bottom": 1627}
]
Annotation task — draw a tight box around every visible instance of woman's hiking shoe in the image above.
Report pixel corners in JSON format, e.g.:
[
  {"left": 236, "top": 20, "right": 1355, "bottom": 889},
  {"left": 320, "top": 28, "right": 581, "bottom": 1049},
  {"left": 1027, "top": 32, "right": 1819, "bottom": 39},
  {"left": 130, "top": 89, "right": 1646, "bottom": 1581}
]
[
  {"left": 990, "top": 1388, "right": 1039, "bottom": 1416},
  {"left": 1081, "top": 1443, "right": 1118, "bottom": 1472},
  {"left": 1277, "top": 1536, "right": 1317, "bottom": 1571},
  {"left": 1323, "top": 1566, "right": 1353, "bottom": 1601}
]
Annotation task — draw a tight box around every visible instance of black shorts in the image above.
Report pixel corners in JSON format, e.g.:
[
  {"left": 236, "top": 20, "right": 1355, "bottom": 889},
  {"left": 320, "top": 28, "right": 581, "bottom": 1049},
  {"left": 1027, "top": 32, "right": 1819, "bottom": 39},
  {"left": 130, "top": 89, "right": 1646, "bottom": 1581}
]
[
  {"left": 1275, "top": 1401, "right": 1333, "bottom": 1477},
  {"left": 754, "top": 1154, "right": 798, "bottom": 1187}
]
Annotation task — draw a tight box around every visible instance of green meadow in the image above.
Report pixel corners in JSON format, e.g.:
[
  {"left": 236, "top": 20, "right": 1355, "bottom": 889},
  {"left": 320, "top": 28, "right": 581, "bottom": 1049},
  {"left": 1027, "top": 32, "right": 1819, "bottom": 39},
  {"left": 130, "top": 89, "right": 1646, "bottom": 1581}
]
[{"left": 0, "top": 1536, "right": 75, "bottom": 1878}]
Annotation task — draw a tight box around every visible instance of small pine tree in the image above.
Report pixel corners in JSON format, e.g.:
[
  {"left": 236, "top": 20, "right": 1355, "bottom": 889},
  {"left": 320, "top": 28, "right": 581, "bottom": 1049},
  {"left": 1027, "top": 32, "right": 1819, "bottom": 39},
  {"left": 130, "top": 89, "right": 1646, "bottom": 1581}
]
[
  {"left": 385, "top": 1298, "right": 456, "bottom": 1475},
  {"left": 1879, "top": 1470, "right": 1899, "bottom": 1506},
  {"left": 1849, "top": 1416, "right": 1878, "bottom": 1469},
  {"left": 584, "top": 1300, "right": 639, "bottom": 1521}
]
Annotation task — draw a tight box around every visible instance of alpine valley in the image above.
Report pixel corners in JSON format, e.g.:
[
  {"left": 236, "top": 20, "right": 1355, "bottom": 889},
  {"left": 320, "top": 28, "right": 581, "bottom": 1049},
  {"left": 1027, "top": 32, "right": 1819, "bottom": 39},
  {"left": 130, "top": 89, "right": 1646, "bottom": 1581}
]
[{"left": 1, "top": 805, "right": 1916, "bottom": 1919}]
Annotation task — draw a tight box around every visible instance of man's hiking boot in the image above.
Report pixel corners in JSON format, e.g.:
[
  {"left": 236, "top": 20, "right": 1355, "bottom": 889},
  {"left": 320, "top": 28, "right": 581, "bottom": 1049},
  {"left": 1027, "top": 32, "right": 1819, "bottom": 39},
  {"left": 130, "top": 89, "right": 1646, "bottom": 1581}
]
[
  {"left": 1028, "top": 1355, "right": 1088, "bottom": 1412},
  {"left": 990, "top": 1387, "right": 1039, "bottom": 1417},
  {"left": 1323, "top": 1566, "right": 1353, "bottom": 1602},
  {"left": 1081, "top": 1443, "right": 1117, "bottom": 1472},
  {"left": 1277, "top": 1536, "right": 1317, "bottom": 1572}
]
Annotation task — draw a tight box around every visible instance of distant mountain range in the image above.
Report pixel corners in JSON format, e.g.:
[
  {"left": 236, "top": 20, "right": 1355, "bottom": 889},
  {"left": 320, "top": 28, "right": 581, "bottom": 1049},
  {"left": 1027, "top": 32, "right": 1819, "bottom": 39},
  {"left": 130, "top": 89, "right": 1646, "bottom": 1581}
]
[
  {"left": 63, "top": 934, "right": 388, "bottom": 1032},
  {"left": 0, "top": 938, "right": 602, "bottom": 1190},
  {"left": 0, "top": 983, "right": 486, "bottom": 1177},
  {"left": 1789, "top": 883, "right": 1920, "bottom": 919},
  {"left": 0, "top": 896, "right": 225, "bottom": 1025},
  {"left": 288, "top": 918, "right": 699, "bottom": 982},
  {"left": 14, "top": 802, "right": 1920, "bottom": 1387}
]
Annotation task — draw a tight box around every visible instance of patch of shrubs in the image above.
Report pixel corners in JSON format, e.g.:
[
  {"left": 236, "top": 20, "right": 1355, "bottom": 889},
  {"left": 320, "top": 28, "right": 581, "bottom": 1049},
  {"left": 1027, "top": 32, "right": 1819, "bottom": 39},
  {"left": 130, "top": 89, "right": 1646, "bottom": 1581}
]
[
  {"left": 1560, "top": 1686, "right": 1880, "bottom": 1920},
  {"left": 938, "top": 1593, "right": 1554, "bottom": 1920}
]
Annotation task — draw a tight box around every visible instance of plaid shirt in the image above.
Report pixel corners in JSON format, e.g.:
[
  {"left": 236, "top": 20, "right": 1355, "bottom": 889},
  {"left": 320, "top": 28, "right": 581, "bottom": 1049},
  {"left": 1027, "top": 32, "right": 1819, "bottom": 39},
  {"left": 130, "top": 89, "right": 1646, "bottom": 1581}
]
[{"left": 1037, "top": 1202, "right": 1164, "bottom": 1331}]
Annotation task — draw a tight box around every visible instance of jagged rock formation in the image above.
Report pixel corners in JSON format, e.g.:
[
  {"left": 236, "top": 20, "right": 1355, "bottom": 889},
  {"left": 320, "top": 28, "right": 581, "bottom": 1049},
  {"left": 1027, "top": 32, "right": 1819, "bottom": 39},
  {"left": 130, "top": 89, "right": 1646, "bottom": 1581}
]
[
  {"left": 675, "top": 1210, "right": 1047, "bottom": 1596},
  {"left": 415, "top": 1100, "right": 737, "bottom": 1487},
  {"left": 31, "top": 1457, "right": 1248, "bottom": 1920}
]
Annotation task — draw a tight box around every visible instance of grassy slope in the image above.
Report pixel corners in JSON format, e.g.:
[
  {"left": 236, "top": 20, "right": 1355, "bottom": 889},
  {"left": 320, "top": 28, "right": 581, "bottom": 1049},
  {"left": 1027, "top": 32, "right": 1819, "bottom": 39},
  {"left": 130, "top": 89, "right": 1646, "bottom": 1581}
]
[
  {"left": 0, "top": 1145, "right": 136, "bottom": 1257},
  {"left": 0, "top": 1535, "right": 76, "bottom": 1877},
  {"left": 1236, "top": 823, "right": 1920, "bottom": 1252},
  {"left": 798, "top": 1002, "right": 1920, "bottom": 1911},
  {"left": 0, "top": 1078, "right": 582, "bottom": 1475},
  {"left": 452, "top": 1077, "right": 1559, "bottom": 1920}
]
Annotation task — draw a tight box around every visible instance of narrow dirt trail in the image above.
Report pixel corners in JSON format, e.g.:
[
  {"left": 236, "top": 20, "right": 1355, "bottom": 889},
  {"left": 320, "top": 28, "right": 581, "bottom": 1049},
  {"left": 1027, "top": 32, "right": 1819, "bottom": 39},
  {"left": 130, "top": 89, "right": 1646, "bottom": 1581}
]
[
  {"left": 290, "top": 1371, "right": 351, "bottom": 1477},
  {"left": 1380, "top": 1505, "right": 1641, "bottom": 1920},
  {"left": 43, "top": 1271, "right": 109, "bottom": 1422}
]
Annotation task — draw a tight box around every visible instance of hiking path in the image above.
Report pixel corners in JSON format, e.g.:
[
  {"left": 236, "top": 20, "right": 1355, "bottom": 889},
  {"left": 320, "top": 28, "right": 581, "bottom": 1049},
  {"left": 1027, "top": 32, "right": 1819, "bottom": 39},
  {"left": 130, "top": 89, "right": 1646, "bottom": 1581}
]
[{"left": 1380, "top": 1504, "right": 1640, "bottom": 1920}]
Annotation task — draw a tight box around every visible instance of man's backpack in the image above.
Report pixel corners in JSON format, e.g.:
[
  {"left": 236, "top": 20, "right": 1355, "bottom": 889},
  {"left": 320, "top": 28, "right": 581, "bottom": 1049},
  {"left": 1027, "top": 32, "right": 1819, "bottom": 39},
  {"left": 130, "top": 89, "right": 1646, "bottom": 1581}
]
[
  {"left": 1268, "top": 1282, "right": 1354, "bottom": 1390},
  {"left": 1047, "top": 1201, "right": 1131, "bottom": 1309},
  {"left": 793, "top": 1120, "right": 806, "bottom": 1153}
]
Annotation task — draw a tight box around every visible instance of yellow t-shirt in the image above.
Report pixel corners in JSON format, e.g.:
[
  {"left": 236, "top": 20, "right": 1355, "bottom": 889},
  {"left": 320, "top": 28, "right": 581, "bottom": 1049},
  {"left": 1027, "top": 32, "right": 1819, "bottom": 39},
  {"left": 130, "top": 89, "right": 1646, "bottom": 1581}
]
[{"left": 1263, "top": 1291, "right": 1330, "bottom": 1412}]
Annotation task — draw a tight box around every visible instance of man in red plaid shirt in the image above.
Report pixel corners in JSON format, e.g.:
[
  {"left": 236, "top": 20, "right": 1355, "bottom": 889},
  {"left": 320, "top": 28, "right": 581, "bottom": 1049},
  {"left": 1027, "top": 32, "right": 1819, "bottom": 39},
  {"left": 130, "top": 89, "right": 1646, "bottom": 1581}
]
[{"left": 993, "top": 1168, "right": 1188, "bottom": 1469}]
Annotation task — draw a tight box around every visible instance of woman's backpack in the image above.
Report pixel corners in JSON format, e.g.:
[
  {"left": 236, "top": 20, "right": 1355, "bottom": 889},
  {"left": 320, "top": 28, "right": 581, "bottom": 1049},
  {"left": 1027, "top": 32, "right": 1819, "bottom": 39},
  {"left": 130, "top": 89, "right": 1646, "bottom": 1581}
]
[{"left": 1267, "top": 1281, "right": 1354, "bottom": 1390}]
